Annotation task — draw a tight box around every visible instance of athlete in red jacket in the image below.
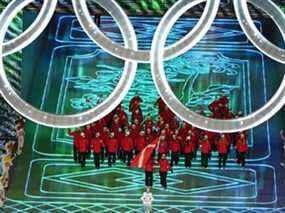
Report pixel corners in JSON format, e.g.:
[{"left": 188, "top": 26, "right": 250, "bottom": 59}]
[
  {"left": 107, "top": 132, "right": 118, "bottom": 167},
  {"left": 200, "top": 135, "right": 211, "bottom": 168},
  {"left": 169, "top": 134, "right": 180, "bottom": 166},
  {"left": 91, "top": 132, "right": 104, "bottom": 169},
  {"left": 236, "top": 133, "right": 248, "bottom": 167},
  {"left": 68, "top": 128, "right": 81, "bottom": 162},
  {"left": 131, "top": 108, "right": 144, "bottom": 124},
  {"left": 184, "top": 135, "right": 196, "bottom": 168},
  {"left": 217, "top": 134, "right": 230, "bottom": 168},
  {"left": 78, "top": 132, "right": 88, "bottom": 167},
  {"left": 121, "top": 130, "right": 134, "bottom": 166},
  {"left": 159, "top": 154, "right": 171, "bottom": 189}
]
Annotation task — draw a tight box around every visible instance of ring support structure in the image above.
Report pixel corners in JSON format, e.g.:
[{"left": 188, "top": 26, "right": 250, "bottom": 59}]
[{"left": 0, "top": 0, "right": 284, "bottom": 132}]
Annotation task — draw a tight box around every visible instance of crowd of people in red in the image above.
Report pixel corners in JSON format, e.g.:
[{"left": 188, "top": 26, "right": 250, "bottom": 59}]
[{"left": 68, "top": 95, "right": 249, "bottom": 188}]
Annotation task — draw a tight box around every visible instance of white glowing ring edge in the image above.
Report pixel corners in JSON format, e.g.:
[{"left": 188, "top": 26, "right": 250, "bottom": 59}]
[
  {"left": 234, "top": 0, "right": 285, "bottom": 64},
  {"left": 2, "top": 0, "right": 57, "bottom": 56}
]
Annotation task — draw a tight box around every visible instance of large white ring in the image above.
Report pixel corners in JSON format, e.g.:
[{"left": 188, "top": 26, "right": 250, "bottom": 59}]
[
  {"left": 234, "top": 0, "right": 285, "bottom": 64},
  {"left": 151, "top": 0, "right": 285, "bottom": 133},
  {"left": 0, "top": 0, "right": 138, "bottom": 128},
  {"left": 72, "top": 0, "right": 220, "bottom": 63},
  {"left": 3, "top": 0, "right": 57, "bottom": 56}
]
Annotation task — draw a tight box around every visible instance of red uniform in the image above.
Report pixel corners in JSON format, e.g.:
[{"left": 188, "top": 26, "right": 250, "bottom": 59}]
[
  {"left": 132, "top": 108, "right": 143, "bottom": 124},
  {"left": 236, "top": 138, "right": 248, "bottom": 152},
  {"left": 121, "top": 136, "right": 134, "bottom": 152},
  {"left": 145, "top": 133, "right": 156, "bottom": 145},
  {"left": 91, "top": 138, "right": 103, "bottom": 153},
  {"left": 107, "top": 138, "right": 118, "bottom": 153},
  {"left": 170, "top": 139, "right": 180, "bottom": 153},
  {"left": 129, "top": 96, "right": 142, "bottom": 112},
  {"left": 130, "top": 124, "right": 140, "bottom": 140},
  {"left": 145, "top": 159, "right": 154, "bottom": 172},
  {"left": 68, "top": 130, "right": 81, "bottom": 148},
  {"left": 158, "top": 141, "right": 169, "bottom": 154},
  {"left": 78, "top": 136, "right": 88, "bottom": 153},
  {"left": 217, "top": 137, "right": 229, "bottom": 154},
  {"left": 184, "top": 139, "right": 196, "bottom": 154},
  {"left": 201, "top": 140, "right": 211, "bottom": 154},
  {"left": 145, "top": 117, "right": 153, "bottom": 130},
  {"left": 159, "top": 159, "right": 171, "bottom": 172},
  {"left": 135, "top": 135, "right": 146, "bottom": 152},
  {"left": 170, "top": 118, "right": 179, "bottom": 130}
]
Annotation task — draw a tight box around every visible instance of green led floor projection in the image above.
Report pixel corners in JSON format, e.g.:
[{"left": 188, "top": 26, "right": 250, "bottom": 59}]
[{"left": 3, "top": 14, "right": 284, "bottom": 212}]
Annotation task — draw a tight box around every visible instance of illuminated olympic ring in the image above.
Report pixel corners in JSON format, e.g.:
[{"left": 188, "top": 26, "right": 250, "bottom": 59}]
[
  {"left": 151, "top": 0, "right": 285, "bottom": 132},
  {"left": 3, "top": 0, "right": 57, "bottom": 56},
  {"left": 234, "top": 0, "right": 285, "bottom": 64},
  {"left": 72, "top": 0, "right": 220, "bottom": 63},
  {"left": 0, "top": 0, "right": 138, "bottom": 128}
]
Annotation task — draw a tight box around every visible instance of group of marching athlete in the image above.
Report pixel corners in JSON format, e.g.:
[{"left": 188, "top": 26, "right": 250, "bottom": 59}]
[{"left": 68, "top": 95, "right": 248, "bottom": 186}]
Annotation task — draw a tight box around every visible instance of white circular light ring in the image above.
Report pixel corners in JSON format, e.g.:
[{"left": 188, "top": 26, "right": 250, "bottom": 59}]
[
  {"left": 151, "top": 0, "right": 285, "bottom": 133},
  {"left": 3, "top": 0, "right": 57, "bottom": 56},
  {"left": 234, "top": 0, "right": 285, "bottom": 64},
  {"left": 72, "top": 0, "right": 220, "bottom": 63},
  {"left": 0, "top": 0, "right": 138, "bottom": 128}
]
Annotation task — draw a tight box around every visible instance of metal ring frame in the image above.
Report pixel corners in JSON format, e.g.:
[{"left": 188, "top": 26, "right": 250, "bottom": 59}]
[{"left": 0, "top": 0, "right": 284, "bottom": 132}]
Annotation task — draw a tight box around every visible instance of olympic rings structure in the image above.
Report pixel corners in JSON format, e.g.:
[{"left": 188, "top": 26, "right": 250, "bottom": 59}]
[{"left": 0, "top": 0, "right": 284, "bottom": 132}]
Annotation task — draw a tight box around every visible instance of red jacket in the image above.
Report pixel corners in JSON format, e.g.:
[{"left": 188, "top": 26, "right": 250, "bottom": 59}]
[
  {"left": 91, "top": 138, "right": 103, "bottom": 153},
  {"left": 145, "top": 118, "right": 153, "bottom": 130},
  {"left": 84, "top": 127, "right": 93, "bottom": 141},
  {"left": 158, "top": 141, "right": 169, "bottom": 154},
  {"left": 145, "top": 159, "right": 154, "bottom": 172},
  {"left": 107, "top": 138, "right": 118, "bottom": 153},
  {"left": 121, "top": 136, "right": 134, "bottom": 151},
  {"left": 217, "top": 138, "right": 229, "bottom": 154},
  {"left": 68, "top": 130, "right": 81, "bottom": 148},
  {"left": 135, "top": 135, "right": 146, "bottom": 152},
  {"left": 184, "top": 140, "right": 196, "bottom": 153},
  {"left": 78, "top": 136, "right": 88, "bottom": 153},
  {"left": 170, "top": 118, "right": 179, "bottom": 129},
  {"left": 236, "top": 138, "right": 248, "bottom": 152},
  {"left": 129, "top": 96, "right": 142, "bottom": 112},
  {"left": 146, "top": 134, "right": 156, "bottom": 145},
  {"left": 132, "top": 108, "right": 143, "bottom": 123},
  {"left": 159, "top": 159, "right": 171, "bottom": 172},
  {"left": 170, "top": 140, "right": 180, "bottom": 152},
  {"left": 201, "top": 140, "right": 211, "bottom": 154},
  {"left": 130, "top": 124, "right": 140, "bottom": 139}
]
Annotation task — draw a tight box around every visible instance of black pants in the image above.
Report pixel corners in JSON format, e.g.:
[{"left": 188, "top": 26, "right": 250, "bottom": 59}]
[
  {"left": 218, "top": 153, "right": 228, "bottom": 168},
  {"left": 160, "top": 171, "right": 167, "bottom": 188},
  {"left": 79, "top": 152, "right": 86, "bottom": 167},
  {"left": 185, "top": 152, "right": 194, "bottom": 168},
  {"left": 93, "top": 152, "right": 101, "bottom": 169},
  {"left": 108, "top": 152, "right": 116, "bottom": 166},
  {"left": 201, "top": 153, "right": 210, "bottom": 168},
  {"left": 237, "top": 152, "right": 246, "bottom": 167},
  {"left": 100, "top": 147, "right": 105, "bottom": 162},
  {"left": 124, "top": 151, "right": 133, "bottom": 166},
  {"left": 87, "top": 148, "right": 91, "bottom": 159},
  {"left": 73, "top": 145, "right": 78, "bottom": 162},
  {"left": 171, "top": 152, "right": 179, "bottom": 166},
  {"left": 145, "top": 171, "right": 153, "bottom": 187}
]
